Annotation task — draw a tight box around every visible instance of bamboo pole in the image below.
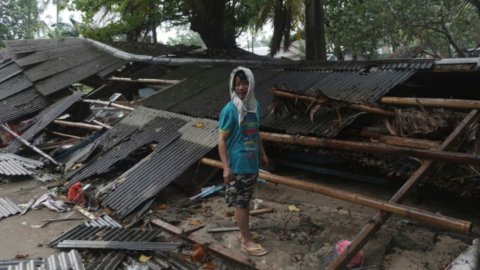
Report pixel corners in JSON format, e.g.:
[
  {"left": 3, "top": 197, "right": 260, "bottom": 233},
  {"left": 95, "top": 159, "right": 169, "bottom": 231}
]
[
  {"left": 272, "top": 89, "right": 396, "bottom": 117},
  {"left": 1, "top": 124, "right": 59, "bottom": 165},
  {"left": 49, "top": 131, "right": 83, "bottom": 140},
  {"left": 353, "top": 130, "right": 440, "bottom": 149},
  {"left": 108, "top": 76, "right": 181, "bottom": 85},
  {"left": 53, "top": 120, "right": 104, "bottom": 131},
  {"left": 381, "top": 96, "right": 480, "bottom": 110},
  {"left": 81, "top": 99, "right": 134, "bottom": 111},
  {"left": 260, "top": 131, "right": 480, "bottom": 165},
  {"left": 200, "top": 158, "right": 471, "bottom": 234},
  {"left": 327, "top": 109, "right": 479, "bottom": 269}
]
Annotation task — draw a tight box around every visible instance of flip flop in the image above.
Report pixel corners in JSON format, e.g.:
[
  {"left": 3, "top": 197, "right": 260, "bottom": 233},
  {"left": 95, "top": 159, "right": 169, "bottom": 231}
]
[
  {"left": 241, "top": 244, "right": 268, "bottom": 256},
  {"left": 238, "top": 232, "right": 265, "bottom": 242}
]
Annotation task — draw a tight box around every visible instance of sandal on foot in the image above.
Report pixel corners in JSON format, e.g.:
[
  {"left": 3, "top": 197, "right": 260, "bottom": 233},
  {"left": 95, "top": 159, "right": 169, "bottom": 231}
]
[
  {"left": 238, "top": 232, "right": 265, "bottom": 242},
  {"left": 241, "top": 244, "right": 268, "bottom": 256}
]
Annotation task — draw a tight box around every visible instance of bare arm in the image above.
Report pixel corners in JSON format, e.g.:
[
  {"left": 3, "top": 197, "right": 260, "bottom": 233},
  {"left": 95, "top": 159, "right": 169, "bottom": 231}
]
[
  {"left": 259, "top": 134, "right": 269, "bottom": 170},
  {"left": 218, "top": 132, "right": 232, "bottom": 183}
]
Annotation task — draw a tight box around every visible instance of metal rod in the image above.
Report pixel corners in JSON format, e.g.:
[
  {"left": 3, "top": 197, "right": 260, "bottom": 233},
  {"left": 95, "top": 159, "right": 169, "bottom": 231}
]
[
  {"left": 200, "top": 158, "right": 471, "bottom": 234},
  {"left": 82, "top": 99, "right": 134, "bottom": 111},
  {"left": 272, "top": 89, "right": 396, "bottom": 117},
  {"left": 327, "top": 109, "right": 479, "bottom": 269},
  {"left": 0, "top": 124, "right": 59, "bottom": 165},
  {"left": 260, "top": 131, "right": 480, "bottom": 165}
]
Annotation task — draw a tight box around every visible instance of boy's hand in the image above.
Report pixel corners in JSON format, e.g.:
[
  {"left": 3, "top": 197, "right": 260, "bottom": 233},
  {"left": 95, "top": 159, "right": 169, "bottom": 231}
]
[
  {"left": 261, "top": 155, "right": 270, "bottom": 170},
  {"left": 223, "top": 167, "right": 232, "bottom": 184}
]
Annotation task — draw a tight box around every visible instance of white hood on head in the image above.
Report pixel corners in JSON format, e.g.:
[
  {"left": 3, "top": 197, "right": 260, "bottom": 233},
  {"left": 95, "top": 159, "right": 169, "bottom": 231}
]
[{"left": 229, "top": 66, "right": 257, "bottom": 125}]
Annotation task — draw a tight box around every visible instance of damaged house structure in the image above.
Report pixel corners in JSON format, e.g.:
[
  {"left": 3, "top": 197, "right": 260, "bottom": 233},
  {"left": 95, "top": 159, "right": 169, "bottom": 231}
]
[{"left": 0, "top": 38, "right": 479, "bottom": 269}]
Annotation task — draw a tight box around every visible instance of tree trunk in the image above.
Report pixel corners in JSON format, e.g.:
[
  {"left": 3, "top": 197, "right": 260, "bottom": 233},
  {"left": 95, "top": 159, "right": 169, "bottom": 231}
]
[
  {"left": 189, "top": 0, "right": 237, "bottom": 49},
  {"left": 305, "top": 0, "right": 327, "bottom": 60}
]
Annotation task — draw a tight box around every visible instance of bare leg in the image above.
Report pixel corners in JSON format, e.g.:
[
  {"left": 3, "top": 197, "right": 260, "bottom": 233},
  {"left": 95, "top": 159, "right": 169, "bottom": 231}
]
[{"left": 236, "top": 207, "right": 256, "bottom": 248}]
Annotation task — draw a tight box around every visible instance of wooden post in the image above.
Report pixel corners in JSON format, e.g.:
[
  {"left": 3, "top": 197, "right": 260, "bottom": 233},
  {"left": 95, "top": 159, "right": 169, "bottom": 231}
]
[
  {"left": 200, "top": 158, "right": 471, "bottom": 234},
  {"left": 327, "top": 110, "right": 479, "bottom": 269},
  {"left": 260, "top": 131, "right": 480, "bottom": 165}
]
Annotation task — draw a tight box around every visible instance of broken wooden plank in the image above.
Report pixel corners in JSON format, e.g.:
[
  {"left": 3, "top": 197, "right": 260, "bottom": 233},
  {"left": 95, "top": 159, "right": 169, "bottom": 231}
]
[
  {"left": 201, "top": 158, "right": 471, "bottom": 234},
  {"left": 260, "top": 131, "right": 480, "bottom": 165},
  {"left": 272, "top": 89, "right": 396, "bottom": 117},
  {"left": 327, "top": 109, "right": 479, "bottom": 269},
  {"left": 108, "top": 76, "right": 181, "bottom": 85},
  {"left": 151, "top": 219, "right": 184, "bottom": 235},
  {"left": 381, "top": 96, "right": 480, "bottom": 110},
  {"left": 250, "top": 208, "right": 275, "bottom": 216},
  {"left": 151, "top": 219, "right": 275, "bottom": 270}
]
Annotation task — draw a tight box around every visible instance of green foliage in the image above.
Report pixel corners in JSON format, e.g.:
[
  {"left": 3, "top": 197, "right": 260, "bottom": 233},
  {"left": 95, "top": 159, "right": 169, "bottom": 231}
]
[{"left": 0, "top": 0, "right": 40, "bottom": 46}]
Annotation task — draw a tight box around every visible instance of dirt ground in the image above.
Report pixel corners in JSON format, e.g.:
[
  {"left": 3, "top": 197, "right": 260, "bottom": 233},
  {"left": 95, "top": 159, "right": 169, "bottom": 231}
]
[{"left": 0, "top": 170, "right": 479, "bottom": 269}]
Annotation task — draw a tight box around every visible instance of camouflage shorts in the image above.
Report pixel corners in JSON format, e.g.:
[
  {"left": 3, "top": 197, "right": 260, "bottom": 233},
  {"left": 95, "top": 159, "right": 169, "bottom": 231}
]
[{"left": 225, "top": 173, "right": 258, "bottom": 209}]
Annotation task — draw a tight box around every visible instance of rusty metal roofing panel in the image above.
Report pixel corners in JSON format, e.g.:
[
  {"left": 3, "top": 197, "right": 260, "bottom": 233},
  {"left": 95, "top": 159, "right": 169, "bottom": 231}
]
[
  {"left": 0, "top": 197, "right": 21, "bottom": 219},
  {"left": 306, "top": 70, "right": 416, "bottom": 102},
  {"left": 49, "top": 225, "right": 160, "bottom": 247},
  {"left": 35, "top": 54, "right": 119, "bottom": 96},
  {"left": 0, "top": 74, "right": 33, "bottom": 100},
  {"left": 6, "top": 92, "right": 83, "bottom": 153},
  {"left": 102, "top": 108, "right": 218, "bottom": 217},
  {"left": 262, "top": 109, "right": 366, "bottom": 137},
  {"left": 0, "top": 88, "right": 50, "bottom": 124}
]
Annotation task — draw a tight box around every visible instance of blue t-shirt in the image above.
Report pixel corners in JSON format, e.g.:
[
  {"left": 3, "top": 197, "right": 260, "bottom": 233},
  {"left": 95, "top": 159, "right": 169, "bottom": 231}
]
[{"left": 219, "top": 101, "right": 260, "bottom": 174}]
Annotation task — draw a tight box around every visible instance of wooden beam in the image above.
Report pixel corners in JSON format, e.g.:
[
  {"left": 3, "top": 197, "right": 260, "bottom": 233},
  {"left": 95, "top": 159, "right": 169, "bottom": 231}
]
[
  {"left": 151, "top": 219, "right": 275, "bottom": 270},
  {"left": 200, "top": 158, "right": 471, "bottom": 234},
  {"left": 327, "top": 109, "right": 479, "bottom": 269},
  {"left": 260, "top": 131, "right": 480, "bottom": 165},
  {"left": 272, "top": 89, "right": 396, "bottom": 117},
  {"left": 381, "top": 96, "right": 480, "bottom": 110},
  {"left": 108, "top": 76, "right": 181, "bottom": 85}
]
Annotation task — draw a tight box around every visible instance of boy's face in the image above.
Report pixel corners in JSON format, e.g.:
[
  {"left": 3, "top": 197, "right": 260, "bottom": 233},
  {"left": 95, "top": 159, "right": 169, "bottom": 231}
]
[{"left": 234, "top": 76, "right": 249, "bottom": 100}]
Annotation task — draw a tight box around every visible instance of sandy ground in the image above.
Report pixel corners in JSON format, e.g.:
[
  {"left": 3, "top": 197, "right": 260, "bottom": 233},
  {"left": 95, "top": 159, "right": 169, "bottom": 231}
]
[{"left": 0, "top": 170, "right": 478, "bottom": 269}]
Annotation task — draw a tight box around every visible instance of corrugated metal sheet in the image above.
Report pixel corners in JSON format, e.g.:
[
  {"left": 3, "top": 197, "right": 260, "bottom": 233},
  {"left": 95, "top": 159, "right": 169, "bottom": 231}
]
[
  {"left": 66, "top": 112, "right": 186, "bottom": 185},
  {"left": 0, "top": 153, "right": 44, "bottom": 169},
  {"left": 0, "top": 88, "right": 50, "bottom": 124},
  {"left": 0, "top": 74, "right": 33, "bottom": 100},
  {"left": 57, "top": 240, "right": 179, "bottom": 250},
  {"left": 101, "top": 108, "right": 218, "bottom": 217},
  {"left": 86, "top": 215, "right": 122, "bottom": 228},
  {"left": 262, "top": 109, "right": 366, "bottom": 137},
  {"left": 2, "top": 249, "right": 85, "bottom": 270},
  {"left": 2, "top": 38, "right": 127, "bottom": 97},
  {"left": 5, "top": 92, "right": 83, "bottom": 153},
  {"left": 89, "top": 252, "right": 126, "bottom": 270},
  {"left": 296, "top": 59, "right": 435, "bottom": 71},
  {"left": 0, "top": 197, "right": 21, "bottom": 219},
  {"left": 306, "top": 70, "right": 416, "bottom": 103},
  {"left": 0, "top": 159, "right": 35, "bottom": 176},
  {"left": 49, "top": 224, "right": 160, "bottom": 248}
]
